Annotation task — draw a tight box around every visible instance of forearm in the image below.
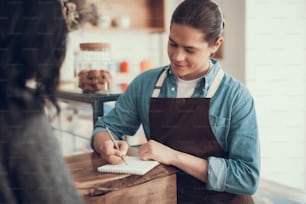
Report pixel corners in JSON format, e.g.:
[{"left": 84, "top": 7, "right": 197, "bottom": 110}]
[
  {"left": 171, "top": 153, "right": 258, "bottom": 194},
  {"left": 171, "top": 151, "right": 209, "bottom": 183},
  {"left": 139, "top": 140, "right": 209, "bottom": 183}
]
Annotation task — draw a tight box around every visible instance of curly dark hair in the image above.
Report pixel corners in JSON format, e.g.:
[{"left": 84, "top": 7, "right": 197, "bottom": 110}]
[
  {"left": 0, "top": 0, "right": 67, "bottom": 119},
  {"left": 67, "top": 0, "right": 99, "bottom": 30}
]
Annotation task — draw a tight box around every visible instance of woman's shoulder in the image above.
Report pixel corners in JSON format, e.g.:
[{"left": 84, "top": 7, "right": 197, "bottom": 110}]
[{"left": 10, "top": 111, "right": 51, "bottom": 138}]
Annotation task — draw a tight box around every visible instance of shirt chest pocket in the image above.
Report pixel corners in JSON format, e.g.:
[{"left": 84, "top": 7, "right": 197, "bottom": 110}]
[
  {"left": 209, "top": 115, "right": 230, "bottom": 148},
  {"left": 209, "top": 115, "right": 230, "bottom": 128}
]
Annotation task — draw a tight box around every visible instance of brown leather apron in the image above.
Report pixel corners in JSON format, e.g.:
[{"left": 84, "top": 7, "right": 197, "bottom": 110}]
[{"left": 149, "top": 69, "right": 254, "bottom": 204}]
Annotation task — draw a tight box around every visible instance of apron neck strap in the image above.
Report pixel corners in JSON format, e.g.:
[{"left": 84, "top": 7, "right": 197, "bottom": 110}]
[
  {"left": 206, "top": 69, "right": 224, "bottom": 98},
  {"left": 152, "top": 68, "right": 168, "bottom": 97},
  {"left": 152, "top": 68, "right": 224, "bottom": 98}
]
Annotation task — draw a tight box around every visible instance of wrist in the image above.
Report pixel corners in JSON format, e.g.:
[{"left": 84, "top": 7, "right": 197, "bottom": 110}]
[
  {"left": 170, "top": 150, "right": 182, "bottom": 166},
  {"left": 93, "top": 132, "right": 108, "bottom": 154}
]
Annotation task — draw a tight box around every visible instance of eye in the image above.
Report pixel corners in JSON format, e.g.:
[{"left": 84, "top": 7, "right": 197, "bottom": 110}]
[
  {"left": 185, "top": 48, "right": 195, "bottom": 54},
  {"left": 169, "top": 42, "right": 177, "bottom": 47}
]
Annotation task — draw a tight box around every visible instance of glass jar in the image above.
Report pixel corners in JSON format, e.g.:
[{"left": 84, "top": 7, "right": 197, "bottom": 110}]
[{"left": 76, "top": 42, "right": 113, "bottom": 93}]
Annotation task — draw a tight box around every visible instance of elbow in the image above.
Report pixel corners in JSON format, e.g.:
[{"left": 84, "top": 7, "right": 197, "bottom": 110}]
[
  {"left": 226, "top": 166, "right": 260, "bottom": 195},
  {"left": 239, "top": 168, "right": 260, "bottom": 195},
  {"left": 244, "top": 182, "right": 258, "bottom": 195},
  {"left": 247, "top": 172, "right": 260, "bottom": 195}
]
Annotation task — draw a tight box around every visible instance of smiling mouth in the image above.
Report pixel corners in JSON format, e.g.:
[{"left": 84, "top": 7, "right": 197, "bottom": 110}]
[{"left": 172, "top": 63, "right": 186, "bottom": 68}]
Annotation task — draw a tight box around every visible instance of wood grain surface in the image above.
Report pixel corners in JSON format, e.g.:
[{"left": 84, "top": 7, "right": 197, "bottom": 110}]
[{"left": 65, "top": 152, "right": 177, "bottom": 204}]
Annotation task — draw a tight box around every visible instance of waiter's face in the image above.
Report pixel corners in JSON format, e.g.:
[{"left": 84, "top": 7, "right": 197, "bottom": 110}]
[{"left": 168, "top": 23, "right": 220, "bottom": 80}]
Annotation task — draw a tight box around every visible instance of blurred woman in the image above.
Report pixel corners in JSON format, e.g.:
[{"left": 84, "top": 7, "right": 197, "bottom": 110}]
[{"left": 0, "top": 0, "right": 84, "bottom": 203}]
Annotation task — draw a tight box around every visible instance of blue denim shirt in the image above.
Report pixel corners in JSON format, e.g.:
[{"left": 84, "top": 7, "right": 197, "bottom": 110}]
[{"left": 93, "top": 59, "right": 260, "bottom": 195}]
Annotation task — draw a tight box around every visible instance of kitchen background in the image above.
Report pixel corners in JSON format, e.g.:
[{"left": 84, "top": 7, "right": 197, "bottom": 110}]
[{"left": 54, "top": 0, "right": 306, "bottom": 203}]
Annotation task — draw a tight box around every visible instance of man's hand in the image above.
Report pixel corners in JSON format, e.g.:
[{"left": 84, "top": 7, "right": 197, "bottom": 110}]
[
  {"left": 138, "top": 140, "right": 177, "bottom": 165},
  {"left": 93, "top": 131, "right": 129, "bottom": 164}
]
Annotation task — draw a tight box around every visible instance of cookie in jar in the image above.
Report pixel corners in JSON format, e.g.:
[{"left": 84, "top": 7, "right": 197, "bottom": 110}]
[
  {"left": 77, "top": 42, "right": 113, "bottom": 93},
  {"left": 78, "top": 69, "right": 111, "bottom": 93}
]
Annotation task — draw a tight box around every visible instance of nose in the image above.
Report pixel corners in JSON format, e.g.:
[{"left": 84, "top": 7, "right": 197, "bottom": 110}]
[{"left": 172, "top": 48, "right": 185, "bottom": 62}]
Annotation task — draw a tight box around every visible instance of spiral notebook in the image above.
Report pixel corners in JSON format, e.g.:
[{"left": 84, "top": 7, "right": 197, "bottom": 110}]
[{"left": 97, "top": 156, "right": 159, "bottom": 175}]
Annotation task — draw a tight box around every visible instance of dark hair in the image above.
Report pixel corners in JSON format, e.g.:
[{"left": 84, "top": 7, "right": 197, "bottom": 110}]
[
  {"left": 170, "top": 0, "right": 224, "bottom": 45},
  {"left": 0, "top": 0, "right": 67, "bottom": 118}
]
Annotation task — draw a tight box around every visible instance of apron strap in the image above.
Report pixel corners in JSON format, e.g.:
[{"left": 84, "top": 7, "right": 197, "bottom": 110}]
[
  {"left": 152, "top": 67, "right": 225, "bottom": 98},
  {"left": 206, "top": 69, "right": 224, "bottom": 98},
  {"left": 152, "top": 68, "right": 168, "bottom": 97}
]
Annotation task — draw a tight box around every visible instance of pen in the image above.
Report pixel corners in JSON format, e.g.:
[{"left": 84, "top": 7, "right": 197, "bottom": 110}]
[{"left": 105, "top": 126, "right": 128, "bottom": 165}]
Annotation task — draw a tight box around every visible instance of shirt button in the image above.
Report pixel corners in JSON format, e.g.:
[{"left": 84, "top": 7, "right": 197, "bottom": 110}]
[{"left": 171, "top": 87, "right": 175, "bottom": 91}]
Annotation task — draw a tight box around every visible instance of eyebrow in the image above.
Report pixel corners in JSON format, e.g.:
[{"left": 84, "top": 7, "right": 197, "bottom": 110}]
[{"left": 168, "top": 37, "right": 198, "bottom": 50}]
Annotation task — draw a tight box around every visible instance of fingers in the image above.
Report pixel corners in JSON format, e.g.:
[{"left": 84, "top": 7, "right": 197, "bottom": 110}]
[
  {"left": 117, "top": 140, "right": 129, "bottom": 155},
  {"left": 94, "top": 131, "right": 129, "bottom": 164},
  {"left": 105, "top": 154, "right": 126, "bottom": 164},
  {"left": 138, "top": 141, "right": 155, "bottom": 160},
  {"left": 99, "top": 140, "right": 129, "bottom": 164},
  {"left": 138, "top": 140, "right": 174, "bottom": 164}
]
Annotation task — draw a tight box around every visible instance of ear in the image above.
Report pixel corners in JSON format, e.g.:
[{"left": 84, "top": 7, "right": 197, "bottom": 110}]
[{"left": 210, "top": 37, "right": 224, "bottom": 54}]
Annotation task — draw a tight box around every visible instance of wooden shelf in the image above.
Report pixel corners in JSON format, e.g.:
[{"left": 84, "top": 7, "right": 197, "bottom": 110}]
[{"left": 96, "top": 0, "right": 166, "bottom": 32}]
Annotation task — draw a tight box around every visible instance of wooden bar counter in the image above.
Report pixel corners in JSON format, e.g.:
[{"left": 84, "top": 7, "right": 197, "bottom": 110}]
[{"left": 65, "top": 152, "right": 177, "bottom": 204}]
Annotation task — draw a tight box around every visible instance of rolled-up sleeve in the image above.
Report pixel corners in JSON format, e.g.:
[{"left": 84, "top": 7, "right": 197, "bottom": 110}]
[
  {"left": 207, "top": 157, "right": 227, "bottom": 191},
  {"left": 207, "top": 85, "right": 260, "bottom": 195}
]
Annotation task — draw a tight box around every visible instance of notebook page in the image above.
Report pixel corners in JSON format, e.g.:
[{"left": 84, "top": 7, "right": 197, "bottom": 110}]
[{"left": 97, "top": 156, "right": 159, "bottom": 175}]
